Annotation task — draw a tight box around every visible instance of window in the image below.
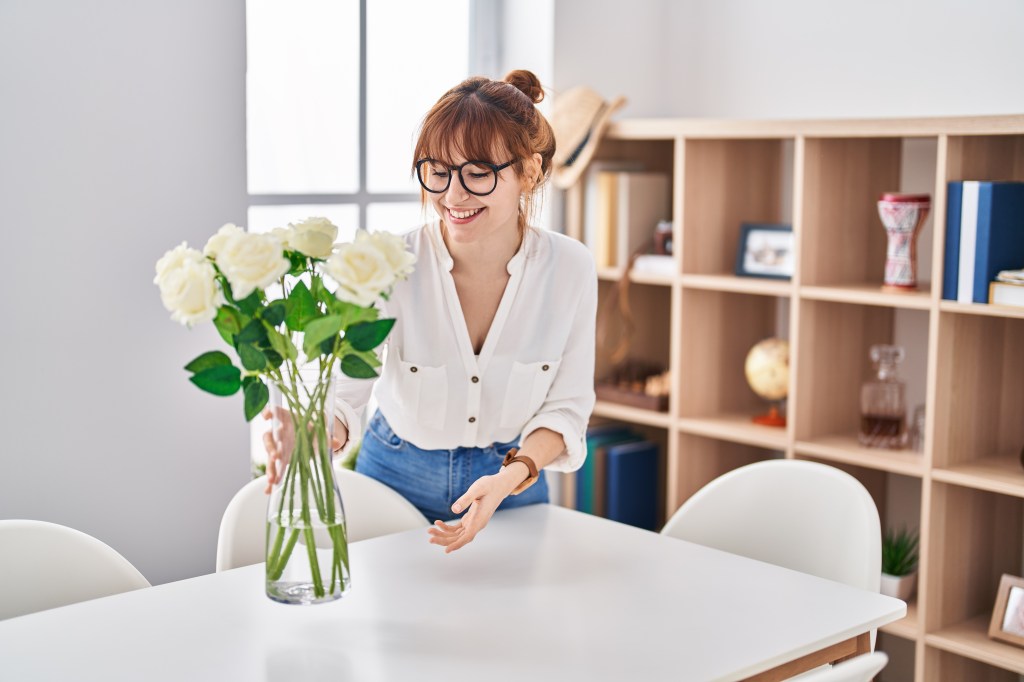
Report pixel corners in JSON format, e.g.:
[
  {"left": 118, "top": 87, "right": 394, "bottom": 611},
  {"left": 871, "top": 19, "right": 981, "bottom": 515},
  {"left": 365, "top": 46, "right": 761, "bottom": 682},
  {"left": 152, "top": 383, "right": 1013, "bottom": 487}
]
[{"left": 245, "top": 0, "right": 474, "bottom": 241}]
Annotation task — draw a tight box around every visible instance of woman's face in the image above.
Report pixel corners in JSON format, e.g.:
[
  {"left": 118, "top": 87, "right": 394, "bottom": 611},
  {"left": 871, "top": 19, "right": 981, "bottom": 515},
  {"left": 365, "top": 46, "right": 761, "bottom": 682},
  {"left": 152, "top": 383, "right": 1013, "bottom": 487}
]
[{"left": 427, "top": 151, "right": 539, "bottom": 246}]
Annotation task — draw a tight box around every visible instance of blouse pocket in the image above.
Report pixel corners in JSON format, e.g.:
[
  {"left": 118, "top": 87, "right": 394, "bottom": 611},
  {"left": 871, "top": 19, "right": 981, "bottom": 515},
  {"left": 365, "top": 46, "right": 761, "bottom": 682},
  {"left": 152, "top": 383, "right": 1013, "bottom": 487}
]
[
  {"left": 397, "top": 356, "right": 448, "bottom": 427},
  {"left": 500, "top": 359, "right": 561, "bottom": 429}
]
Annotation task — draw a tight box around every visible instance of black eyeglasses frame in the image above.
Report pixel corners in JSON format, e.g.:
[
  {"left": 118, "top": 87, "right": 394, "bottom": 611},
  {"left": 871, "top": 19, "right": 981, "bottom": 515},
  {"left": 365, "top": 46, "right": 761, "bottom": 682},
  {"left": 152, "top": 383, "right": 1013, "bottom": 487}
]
[{"left": 414, "top": 158, "right": 515, "bottom": 197}]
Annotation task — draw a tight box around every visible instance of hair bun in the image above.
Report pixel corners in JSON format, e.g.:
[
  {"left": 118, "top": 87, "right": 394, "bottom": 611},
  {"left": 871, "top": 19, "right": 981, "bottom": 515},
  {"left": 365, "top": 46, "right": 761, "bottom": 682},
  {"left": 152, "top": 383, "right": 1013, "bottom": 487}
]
[{"left": 504, "top": 69, "right": 545, "bottom": 104}]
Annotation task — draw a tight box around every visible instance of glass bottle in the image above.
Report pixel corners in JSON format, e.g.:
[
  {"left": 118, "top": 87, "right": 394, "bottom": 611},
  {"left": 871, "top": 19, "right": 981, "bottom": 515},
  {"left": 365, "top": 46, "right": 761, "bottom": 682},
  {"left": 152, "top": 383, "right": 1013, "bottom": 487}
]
[{"left": 859, "top": 344, "right": 908, "bottom": 449}]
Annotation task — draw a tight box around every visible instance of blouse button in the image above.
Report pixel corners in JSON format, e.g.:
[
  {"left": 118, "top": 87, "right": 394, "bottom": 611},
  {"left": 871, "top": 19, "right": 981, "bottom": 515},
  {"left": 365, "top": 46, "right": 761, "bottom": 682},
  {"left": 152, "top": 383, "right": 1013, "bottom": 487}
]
[
  {"left": 471, "top": 376, "right": 479, "bottom": 383},
  {"left": 542, "top": 364, "right": 550, "bottom": 371},
  {"left": 410, "top": 366, "right": 418, "bottom": 373},
  {"left": 468, "top": 417, "right": 476, "bottom": 423}
]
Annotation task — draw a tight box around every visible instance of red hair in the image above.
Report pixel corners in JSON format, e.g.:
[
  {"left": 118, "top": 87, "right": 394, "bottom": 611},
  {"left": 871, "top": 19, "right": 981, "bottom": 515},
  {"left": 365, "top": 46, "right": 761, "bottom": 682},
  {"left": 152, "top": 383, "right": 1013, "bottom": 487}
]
[{"left": 413, "top": 70, "right": 556, "bottom": 232}]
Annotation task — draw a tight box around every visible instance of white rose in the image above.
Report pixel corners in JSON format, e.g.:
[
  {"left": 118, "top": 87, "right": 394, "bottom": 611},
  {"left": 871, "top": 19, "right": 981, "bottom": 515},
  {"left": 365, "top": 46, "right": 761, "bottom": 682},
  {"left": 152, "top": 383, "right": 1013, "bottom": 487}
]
[
  {"left": 154, "top": 243, "right": 224, "bottom": 327},
  {"left": 288, "top": 217, "right": 338, "bottom": 259},
  {"left": 270, "top": 226, "right": 292, "bottom": 249},
  {"left": 216, "top": 231, "right": 290, "bottom": 300},
  {"left": 203, "top": 223, "right": 244, "bottom": 259},
  {"left": 359, "top": 229, "right": 416, "bottom": 280},
  {"left": 324, "top": 241, "right": 396, "bottom": 307}
]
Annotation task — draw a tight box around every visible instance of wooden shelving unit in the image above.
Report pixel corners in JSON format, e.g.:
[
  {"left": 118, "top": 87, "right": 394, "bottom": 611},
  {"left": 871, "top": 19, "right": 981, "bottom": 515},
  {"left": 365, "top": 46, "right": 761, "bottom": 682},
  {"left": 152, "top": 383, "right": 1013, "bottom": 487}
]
[{"left": 564, "top": 114, "right": 1024, "bottom": 682}]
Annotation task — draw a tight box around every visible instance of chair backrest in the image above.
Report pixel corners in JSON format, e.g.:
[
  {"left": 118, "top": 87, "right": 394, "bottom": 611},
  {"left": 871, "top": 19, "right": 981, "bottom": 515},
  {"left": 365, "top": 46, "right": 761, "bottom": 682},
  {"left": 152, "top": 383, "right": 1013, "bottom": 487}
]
[
  {"left": 661, "top": 459, "right": 881, "bottom": 593},
  {"left": 0, "top": 520, "right": 151, "bottom": 620},
  {"left": 216, "top": 467, "right": 430, "bottom": 571},
  {"left": 796, "top": 652, "right": 889, "bottom": 681}
]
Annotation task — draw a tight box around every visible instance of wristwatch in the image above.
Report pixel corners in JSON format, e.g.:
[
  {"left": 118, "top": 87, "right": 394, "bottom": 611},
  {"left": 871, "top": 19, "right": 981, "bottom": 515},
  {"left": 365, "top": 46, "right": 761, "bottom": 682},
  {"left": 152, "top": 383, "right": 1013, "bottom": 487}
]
[{"left": 502, "top": 448, "right": 539, "bottom": 495}]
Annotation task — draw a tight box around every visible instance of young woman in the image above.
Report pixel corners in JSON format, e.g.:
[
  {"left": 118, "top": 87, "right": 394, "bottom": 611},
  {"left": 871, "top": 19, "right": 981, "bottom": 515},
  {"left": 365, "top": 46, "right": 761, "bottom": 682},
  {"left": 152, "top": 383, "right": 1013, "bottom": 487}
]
[{"left": 265, "top": 69, "right": 597, "bottom": 553}]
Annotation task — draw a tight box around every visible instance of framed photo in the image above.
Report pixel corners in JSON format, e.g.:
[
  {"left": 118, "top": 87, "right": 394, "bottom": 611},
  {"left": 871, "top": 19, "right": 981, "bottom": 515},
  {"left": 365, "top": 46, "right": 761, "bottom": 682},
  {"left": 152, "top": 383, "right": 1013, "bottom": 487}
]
[
  {"left": 735, "top": 223, "right": 794, "bottom": 280},
  {"left": 989, "top": 573, "right": 1024, "bottom": 648}
]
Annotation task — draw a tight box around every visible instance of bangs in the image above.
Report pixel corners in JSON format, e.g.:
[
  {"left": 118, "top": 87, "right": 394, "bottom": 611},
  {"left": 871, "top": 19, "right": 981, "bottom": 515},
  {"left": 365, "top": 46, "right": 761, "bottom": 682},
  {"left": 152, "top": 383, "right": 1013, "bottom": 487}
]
[{"left": 414, "top": 96, "right": 526, "bottom": 168}]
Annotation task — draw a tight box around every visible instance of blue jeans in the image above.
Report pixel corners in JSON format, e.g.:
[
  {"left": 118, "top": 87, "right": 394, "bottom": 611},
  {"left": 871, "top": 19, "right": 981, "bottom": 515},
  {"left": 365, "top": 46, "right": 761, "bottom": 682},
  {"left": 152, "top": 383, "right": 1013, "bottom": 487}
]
[{"left": 355, "top": 409, "right": 549, "bottom": 523}]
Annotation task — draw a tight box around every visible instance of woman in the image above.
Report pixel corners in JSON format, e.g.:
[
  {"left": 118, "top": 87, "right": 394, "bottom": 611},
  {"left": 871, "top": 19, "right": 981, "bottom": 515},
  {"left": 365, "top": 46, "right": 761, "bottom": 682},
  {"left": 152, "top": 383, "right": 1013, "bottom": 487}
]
[{"left": 265, "top": 70, "right": 597, "bottom": 554}]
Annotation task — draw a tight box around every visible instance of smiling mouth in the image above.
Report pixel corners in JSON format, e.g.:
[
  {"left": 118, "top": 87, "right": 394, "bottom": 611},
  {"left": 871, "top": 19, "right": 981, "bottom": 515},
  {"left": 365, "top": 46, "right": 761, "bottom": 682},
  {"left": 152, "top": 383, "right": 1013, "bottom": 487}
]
[{"left": 448, "top": 207, "right": 483, "bottom": 219}]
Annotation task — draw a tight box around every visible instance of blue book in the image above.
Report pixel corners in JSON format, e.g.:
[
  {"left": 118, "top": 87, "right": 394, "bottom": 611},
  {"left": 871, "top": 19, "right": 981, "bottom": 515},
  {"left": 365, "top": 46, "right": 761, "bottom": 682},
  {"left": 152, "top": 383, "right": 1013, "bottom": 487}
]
[
  {"left": 578, "top": 426, "right": 638, "bottom": 515},
  {"left": 942, "top": 182, "right": 963, "bottom": 301},
  {"left": 605, "top": 440, "right": 659, "bottom": 531},
  {"left": 945, "top": 181, "right": 1024, "bottom": 303}
]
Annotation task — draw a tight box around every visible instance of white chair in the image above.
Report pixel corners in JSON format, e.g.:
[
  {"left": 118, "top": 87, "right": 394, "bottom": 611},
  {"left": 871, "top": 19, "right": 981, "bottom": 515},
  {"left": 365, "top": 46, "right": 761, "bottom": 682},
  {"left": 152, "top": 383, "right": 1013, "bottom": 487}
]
[
  {"left": 0, "top": 520, "right": 151, "bottom": 620},
  {"left": 216, "top": 467, "right": 430, "bottom": 571},
  {"left": 794, "top": 651, "right": 889, "bottom": 681},
  {"left": 661, "top": 459, "right": 881, "bottom": 594}
]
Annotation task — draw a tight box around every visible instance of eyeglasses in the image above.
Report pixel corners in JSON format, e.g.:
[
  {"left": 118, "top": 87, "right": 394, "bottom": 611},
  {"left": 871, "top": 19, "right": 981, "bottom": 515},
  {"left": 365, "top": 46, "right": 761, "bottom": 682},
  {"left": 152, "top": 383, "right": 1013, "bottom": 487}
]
[{"left": 415, "top": 158, "right": 515, "bottom": 197}]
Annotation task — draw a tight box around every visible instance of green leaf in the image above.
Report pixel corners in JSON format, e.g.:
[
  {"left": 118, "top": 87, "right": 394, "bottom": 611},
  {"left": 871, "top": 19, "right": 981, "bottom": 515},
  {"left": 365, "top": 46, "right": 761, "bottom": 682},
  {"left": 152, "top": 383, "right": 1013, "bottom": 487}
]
[
  {"left": 302, "top": 314, "right": 343, "bottom": 359},
  {"left": 346, "top": 318, "right": 395, "bottom": 352},
  {"left": 236, "top": 319, "right": 268, "bottom": 346},
  {"left": 189, "top": 365, "right": 241, "bottom": 396},
  {"left": 351, "top": 347, "right": 382, "bottom": 369},
  {"left": 263, "top": 349, "right": 284, "bottom": 369},
  {"left": 265, "top": 325, "right": 298, "bottom": 362},
  {"left": 184, "top": 350, "right": 232, "bottom": 375},
  {"left": 237, "top": 343, "right": 267, "bottom": 371},
  {"left": 243, "top": 380, "right": 270, "bottom": 422},
  {"left": 285, "top": 280, "right": 318, "bottom": 331},
  {"left": 235, "top": 289, "right": 262, "bottom": 316},
  {"left": 287, "top": 251, "right": 308, "bottom": 276},
  {"left": 261, "top": 301, "right": 286, "bottom": 327},
  {"left": 213, "top": 307, "right": 245, "bottom": 345},
  {"left": 340, "top": 353, "right": 379, "bottom": 379}
]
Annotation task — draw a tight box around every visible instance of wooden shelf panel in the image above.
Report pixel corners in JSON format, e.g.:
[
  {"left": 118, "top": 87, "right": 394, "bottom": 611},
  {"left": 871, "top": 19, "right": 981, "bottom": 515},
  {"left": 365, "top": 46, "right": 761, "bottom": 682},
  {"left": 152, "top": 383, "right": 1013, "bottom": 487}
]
[
  {"left": 881, "top": 600, "right": 919, "bottom": 641},
  {"left": 932, "top": 455, "right": 1024, "bottom": 499},
  {"left": 593, "top": 400, "right": 672, "bottom": 429},
  {"left": 799, "top": 283, "right": 932, "bottom": 309},
  {"left": 794, "top": 435, "right": 926, "bottom": 477},
  {"left": 926, "top": 615, "right": 1024, "bottom": 675},
  {"left": 680, "top": 273, "right": 793, "bottom": 297},
  {"left": 939, "top": 301, "right": 1024, "bottom": 320},
  {"left": 677, "top": 414, "right": 789, "bottom": 450},
  {"left": 596, "top": 266, "right": 675, "bottom": 286}
]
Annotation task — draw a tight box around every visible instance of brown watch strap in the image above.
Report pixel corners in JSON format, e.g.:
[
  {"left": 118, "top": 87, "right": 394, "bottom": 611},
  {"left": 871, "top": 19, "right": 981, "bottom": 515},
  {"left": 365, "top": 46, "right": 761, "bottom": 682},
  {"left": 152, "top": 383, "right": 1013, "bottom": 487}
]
[{"left": 502, "top": 448, "right": 539, "bottom": 495}]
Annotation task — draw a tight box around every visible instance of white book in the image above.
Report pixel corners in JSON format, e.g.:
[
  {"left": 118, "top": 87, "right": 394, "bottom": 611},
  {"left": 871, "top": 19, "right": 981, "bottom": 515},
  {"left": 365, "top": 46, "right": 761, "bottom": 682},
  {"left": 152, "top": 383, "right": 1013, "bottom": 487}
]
[
  {"left": 989, "top": 281, "right": 1024, "bottom": 307},
  {"left": 957, "top": 181, "right": 980, "bottom": 303}
]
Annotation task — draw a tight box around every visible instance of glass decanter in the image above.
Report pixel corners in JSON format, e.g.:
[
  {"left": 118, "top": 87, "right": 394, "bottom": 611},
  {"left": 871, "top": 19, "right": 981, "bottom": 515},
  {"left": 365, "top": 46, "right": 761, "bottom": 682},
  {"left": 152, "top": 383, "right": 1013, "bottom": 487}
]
[{"left": 859, "top": 344, "right": 908, "bottom": 449}]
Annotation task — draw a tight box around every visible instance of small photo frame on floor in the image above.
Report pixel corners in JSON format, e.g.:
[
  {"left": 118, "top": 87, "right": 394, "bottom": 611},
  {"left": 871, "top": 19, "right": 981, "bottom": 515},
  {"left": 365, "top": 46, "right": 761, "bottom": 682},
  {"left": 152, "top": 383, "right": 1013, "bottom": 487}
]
[
  {"left": 735, "top": 223, "right": 794, "bottom": 280},
  {"left": 989, "top": 573, "right": 1024, "bottom": 648}
]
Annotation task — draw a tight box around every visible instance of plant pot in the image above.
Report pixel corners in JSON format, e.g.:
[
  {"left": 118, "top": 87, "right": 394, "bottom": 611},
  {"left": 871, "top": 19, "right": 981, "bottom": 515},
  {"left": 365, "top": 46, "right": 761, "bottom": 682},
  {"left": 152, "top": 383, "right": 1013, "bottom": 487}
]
[{"left": 880, "top": 571, "right": 917, "bottom": 601}]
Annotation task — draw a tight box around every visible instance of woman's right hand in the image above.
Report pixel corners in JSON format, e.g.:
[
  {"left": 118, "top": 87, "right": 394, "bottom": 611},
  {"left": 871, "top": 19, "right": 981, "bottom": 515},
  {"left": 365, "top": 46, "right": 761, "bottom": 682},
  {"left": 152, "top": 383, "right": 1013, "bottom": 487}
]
[{"left": 261, "top": 408, "right": 347, "bottom": 493}]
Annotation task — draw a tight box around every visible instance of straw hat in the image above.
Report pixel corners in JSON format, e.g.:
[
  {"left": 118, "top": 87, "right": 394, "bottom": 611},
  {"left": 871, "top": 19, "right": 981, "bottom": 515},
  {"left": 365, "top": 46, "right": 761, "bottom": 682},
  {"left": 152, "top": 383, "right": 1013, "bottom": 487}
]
[{"left": 550, "top": 86, "right": 627, "bottom": 190}]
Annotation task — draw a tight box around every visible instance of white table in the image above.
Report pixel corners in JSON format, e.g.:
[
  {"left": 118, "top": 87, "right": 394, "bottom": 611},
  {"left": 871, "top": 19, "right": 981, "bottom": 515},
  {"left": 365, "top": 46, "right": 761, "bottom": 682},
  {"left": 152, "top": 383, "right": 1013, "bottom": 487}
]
[{"left": 0, "top": 505, "right": 904, "bottom": 682}]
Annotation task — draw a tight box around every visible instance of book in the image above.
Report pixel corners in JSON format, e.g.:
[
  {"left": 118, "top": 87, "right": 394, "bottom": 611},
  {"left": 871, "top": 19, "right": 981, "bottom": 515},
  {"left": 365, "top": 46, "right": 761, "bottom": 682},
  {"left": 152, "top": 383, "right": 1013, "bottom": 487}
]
[
  {"left": 631, "top": 254, "right": 675, "bottom": 277},
  {"left": 943, "top": 181, "right": 1024, "bottom": 303},
  {"left": 605, "top": 439, "right": 659, "bottom": 531},
  {"left": 989, "top": 280, "right": 1024, "bottom": 307},
  {"left": 583, "top": 160, "right": 643, "bottom": 257},
  {"left": 577, "top": 425, "right": 640, "bottom": 515}
]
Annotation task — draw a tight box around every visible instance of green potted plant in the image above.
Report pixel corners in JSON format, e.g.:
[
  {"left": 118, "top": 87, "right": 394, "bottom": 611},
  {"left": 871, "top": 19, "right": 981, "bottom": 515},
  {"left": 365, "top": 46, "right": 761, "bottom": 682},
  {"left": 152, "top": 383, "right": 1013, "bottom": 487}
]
[{"left": 881, "top": 526, "right": 919, "bottom": 601}]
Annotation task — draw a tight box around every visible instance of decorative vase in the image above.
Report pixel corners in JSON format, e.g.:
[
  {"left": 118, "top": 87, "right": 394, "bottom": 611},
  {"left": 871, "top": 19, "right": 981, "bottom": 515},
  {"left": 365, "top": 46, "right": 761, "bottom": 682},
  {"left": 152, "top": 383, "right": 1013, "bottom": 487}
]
[
  {"left": 265, "top": 369, "right": 350, "bottom": 605},
  {"left": 876, "top": 193, "right": 930, "bottom": 292},
  {"left": 880, "top": 571, "right": 917, "bottom": 601}
]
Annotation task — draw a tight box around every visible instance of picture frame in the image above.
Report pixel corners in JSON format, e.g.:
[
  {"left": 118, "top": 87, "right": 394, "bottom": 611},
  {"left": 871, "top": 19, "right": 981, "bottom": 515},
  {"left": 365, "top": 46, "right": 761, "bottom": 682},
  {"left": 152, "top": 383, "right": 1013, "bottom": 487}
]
[
  {"left": 735, "top": 223, "right": 794, "bottom": 280},
  {"left": 988, "top": 573, "right": 1024, "bottom": 648}
]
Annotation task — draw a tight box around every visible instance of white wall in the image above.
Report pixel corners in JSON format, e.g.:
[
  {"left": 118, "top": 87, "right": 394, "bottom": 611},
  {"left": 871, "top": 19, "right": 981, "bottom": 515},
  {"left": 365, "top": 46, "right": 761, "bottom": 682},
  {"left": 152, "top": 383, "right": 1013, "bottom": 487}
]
[
  {"left": 0, "top": 1, "right": 249, "bottom": 585},
  {"left": 554, "top": 0, "right": 1024, "bottom": 119}
]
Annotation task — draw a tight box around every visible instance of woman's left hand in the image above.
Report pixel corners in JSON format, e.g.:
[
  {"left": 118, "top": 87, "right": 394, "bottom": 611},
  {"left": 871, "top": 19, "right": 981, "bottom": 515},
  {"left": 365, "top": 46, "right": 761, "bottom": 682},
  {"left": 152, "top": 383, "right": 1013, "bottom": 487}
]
[{"left": 427, "top": 474, "right": 515, "bottom": 553}]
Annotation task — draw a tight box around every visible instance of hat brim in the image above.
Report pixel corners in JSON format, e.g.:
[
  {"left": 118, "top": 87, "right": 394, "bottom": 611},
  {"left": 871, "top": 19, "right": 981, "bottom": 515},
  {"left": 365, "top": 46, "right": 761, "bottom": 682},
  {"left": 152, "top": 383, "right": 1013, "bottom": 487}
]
[{"left": 551, "top": 95, "right": 627, "bottom": 190}]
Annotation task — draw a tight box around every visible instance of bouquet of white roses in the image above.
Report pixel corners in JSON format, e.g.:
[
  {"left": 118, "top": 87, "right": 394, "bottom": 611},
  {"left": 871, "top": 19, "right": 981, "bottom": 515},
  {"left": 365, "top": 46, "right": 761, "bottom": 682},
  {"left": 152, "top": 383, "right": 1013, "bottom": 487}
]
[{"left": 154, "top": 217, "right": 414, "bottom": 604}]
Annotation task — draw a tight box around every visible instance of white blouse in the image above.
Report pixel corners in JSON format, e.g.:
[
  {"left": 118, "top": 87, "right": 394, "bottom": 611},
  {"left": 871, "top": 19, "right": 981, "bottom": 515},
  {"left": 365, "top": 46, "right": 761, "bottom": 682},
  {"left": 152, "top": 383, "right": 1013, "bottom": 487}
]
[{"left": 334, "top": 220, "right": 597, "bottom": 473}]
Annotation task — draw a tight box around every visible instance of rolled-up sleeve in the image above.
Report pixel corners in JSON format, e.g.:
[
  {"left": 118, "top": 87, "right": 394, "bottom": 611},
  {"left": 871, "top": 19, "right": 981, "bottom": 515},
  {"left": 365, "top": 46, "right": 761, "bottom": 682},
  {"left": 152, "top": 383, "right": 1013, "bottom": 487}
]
[{"left": 520, "top": 257, "right": 597, "bottom": 473}]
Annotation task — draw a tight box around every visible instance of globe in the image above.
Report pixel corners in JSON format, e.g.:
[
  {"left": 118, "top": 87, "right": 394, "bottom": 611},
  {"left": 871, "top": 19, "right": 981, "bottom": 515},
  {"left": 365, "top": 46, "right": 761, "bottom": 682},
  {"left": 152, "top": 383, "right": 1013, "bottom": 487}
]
[{"left": 744, "top": 338, "right": 789, "bottom": 426}]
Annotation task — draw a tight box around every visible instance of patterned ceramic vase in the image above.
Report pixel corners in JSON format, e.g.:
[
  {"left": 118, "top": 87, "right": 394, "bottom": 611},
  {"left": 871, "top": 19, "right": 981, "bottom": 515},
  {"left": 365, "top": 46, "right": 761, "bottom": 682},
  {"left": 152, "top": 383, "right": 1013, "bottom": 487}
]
[{"left": 877, "top": 193, "right": 931, "bottom": 291}]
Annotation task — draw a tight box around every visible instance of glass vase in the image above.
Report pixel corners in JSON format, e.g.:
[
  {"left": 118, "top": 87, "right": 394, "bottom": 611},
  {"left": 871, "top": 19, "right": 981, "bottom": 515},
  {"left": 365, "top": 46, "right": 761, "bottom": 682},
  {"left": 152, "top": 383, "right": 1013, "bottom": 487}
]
[
  {"left": 265, "top": 368, "right": 350, "bottom": 605},
  {"left": 859, "top": 344, "right": 908, "bottom": 449}
]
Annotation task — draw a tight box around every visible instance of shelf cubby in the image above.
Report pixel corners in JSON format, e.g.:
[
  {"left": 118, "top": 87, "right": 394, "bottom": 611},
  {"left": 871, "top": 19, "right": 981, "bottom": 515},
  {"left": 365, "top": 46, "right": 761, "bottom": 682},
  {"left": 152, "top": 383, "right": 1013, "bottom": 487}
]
[
  {"left": 595, "top": 280, "right": 672, "bottom": 382},
  {"left": 681, "top": 137, "right": 792, "bottom": 276},
  {"left": 677, "top": 289, "right": 786, "bottom": 420},
  {"left": 924, "top": 639, "right": 1023, "bottom": 681},
  {"left": 932, "top": 312, "right": 1024, "bottom": 498}
]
